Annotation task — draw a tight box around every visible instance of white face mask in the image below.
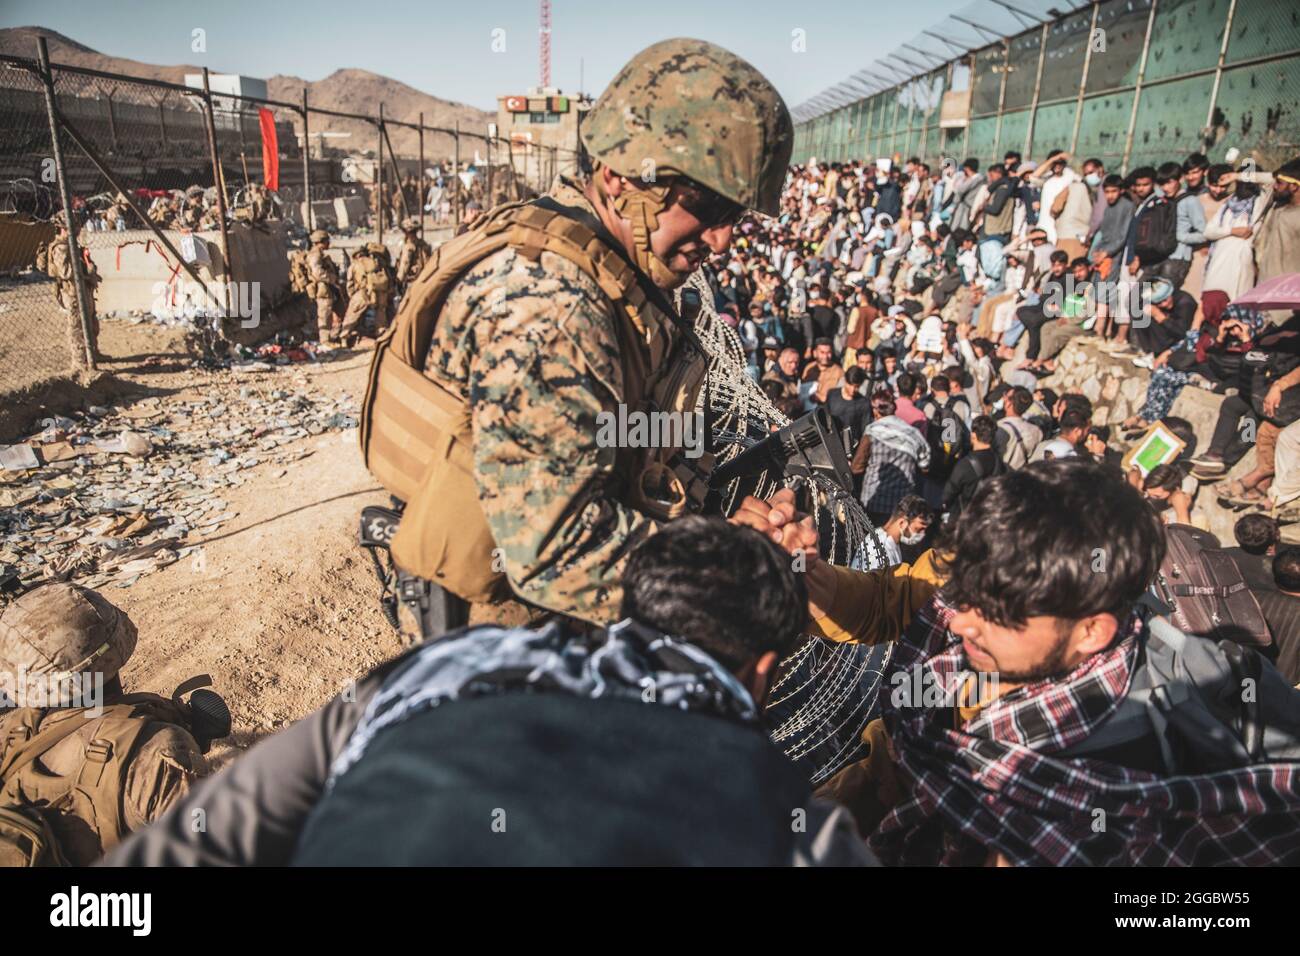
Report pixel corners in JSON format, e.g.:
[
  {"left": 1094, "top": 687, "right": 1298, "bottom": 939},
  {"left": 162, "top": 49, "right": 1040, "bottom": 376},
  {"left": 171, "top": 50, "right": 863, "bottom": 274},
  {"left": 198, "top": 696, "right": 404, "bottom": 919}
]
[
  {"left": 900, "top": 529, "right": 927, "bottom": 546},
  {"left": 1085, "top": 173, "right": 1102, "bottom": 187}
]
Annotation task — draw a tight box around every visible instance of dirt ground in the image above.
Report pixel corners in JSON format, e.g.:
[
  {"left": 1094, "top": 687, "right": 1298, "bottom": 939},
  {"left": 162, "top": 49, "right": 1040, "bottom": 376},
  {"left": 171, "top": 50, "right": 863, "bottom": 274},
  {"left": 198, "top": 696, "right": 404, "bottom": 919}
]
[{"left": 32, "top": 319, "right": 401, "bottom": 772}]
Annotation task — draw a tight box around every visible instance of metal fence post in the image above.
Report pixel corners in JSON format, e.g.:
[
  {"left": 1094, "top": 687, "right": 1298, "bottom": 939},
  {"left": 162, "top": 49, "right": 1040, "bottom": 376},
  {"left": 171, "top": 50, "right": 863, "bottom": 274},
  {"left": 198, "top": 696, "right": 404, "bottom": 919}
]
[
  {"left": 377, "top": 103, "right": 385, "bottom": 243},
  {"left": 1023, "top": 21, "right": 1049, "bottom": 157},
  {"left": 1121, "top": 0, "right": 1160, "bottom": 173},
  {"left": 1069, "top": 2, "right": 1102, "bottom": 156},
  {"left": 993, "top": 40, "right": 1010, "bottom": 159},
  {"left": 1204, "top": 0, "right": 1239, "bottom": 142},
  {"left": 201, "top": 68, "right": 232, "bottom": 315},
  {"left": 418, "top": 111, "right": 425, "bottom": 239},
  {"left": 301, "top": 88, "right": 313, "bottom": 230},
  {"left": 36, "top": 36, "right": 95, "bottom": 369},
  {"left": 453, "top": 122, "right": 461, "bottom": 226}
]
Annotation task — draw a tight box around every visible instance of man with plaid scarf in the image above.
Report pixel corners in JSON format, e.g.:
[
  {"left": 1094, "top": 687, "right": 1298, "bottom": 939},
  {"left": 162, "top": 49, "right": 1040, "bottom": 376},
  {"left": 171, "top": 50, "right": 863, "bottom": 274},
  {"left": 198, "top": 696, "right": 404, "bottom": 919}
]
[{"left": 735, "top": 459, "right": 1300, "bottom": 865}]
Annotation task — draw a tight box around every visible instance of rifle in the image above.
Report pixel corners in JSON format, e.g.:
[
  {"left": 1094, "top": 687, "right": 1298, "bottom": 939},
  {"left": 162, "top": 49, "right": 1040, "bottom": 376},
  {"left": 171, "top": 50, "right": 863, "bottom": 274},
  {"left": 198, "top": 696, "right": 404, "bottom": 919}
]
[{"left": 709, "top": 405, "right": 855, "bottom": 497}]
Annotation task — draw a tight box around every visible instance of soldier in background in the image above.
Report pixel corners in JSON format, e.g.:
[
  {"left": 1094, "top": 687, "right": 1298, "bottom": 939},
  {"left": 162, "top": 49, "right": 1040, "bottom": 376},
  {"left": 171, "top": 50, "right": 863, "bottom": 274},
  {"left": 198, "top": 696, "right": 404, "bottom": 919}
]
[
  {"left": 395, "top": 217, "right": 431, "bottom": 294},
  {"left": 0, "top": 584, "right": 209, "bottom": 866},
  {"left": 341, "top": 242, "right": 393, "bottom": 343},
  {"left": 34, "top": 212, "right": 100, "bottom": 338},
  {"left": 306, "top": 229, "right": 343, "bottom": 347},
  {"left": 455, "top": 199, "right": 483, "bottom": 236},
  {"left": 103, "top": 192, "right": 132, "bottom": 231}
]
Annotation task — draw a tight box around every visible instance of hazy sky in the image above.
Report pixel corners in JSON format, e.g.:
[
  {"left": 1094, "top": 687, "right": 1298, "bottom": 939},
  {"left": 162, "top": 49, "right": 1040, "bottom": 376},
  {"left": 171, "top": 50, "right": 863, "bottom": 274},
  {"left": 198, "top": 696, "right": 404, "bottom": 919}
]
[{"left": 3, "top": 0, "right": 981, "bottom": 111}]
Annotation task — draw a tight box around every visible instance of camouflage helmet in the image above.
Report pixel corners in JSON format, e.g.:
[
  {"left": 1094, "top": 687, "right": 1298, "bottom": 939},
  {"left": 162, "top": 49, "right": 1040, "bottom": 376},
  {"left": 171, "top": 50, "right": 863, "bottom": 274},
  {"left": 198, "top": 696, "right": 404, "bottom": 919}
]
[
  {"left": 580, "top": 38, "right": 793, "bottom": 217},
  {"left": 309, "top": 229, "right": 330, "bottom": 244},
  {"left": 0, "top": 584, "right": 138, "bottom": 705}
]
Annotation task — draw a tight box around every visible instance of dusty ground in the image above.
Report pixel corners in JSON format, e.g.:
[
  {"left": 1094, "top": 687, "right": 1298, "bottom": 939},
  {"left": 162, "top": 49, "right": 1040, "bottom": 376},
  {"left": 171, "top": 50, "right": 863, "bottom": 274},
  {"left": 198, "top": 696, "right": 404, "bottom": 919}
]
[{"left": 38, "top": 319, "right": 400, "bottom": 772}]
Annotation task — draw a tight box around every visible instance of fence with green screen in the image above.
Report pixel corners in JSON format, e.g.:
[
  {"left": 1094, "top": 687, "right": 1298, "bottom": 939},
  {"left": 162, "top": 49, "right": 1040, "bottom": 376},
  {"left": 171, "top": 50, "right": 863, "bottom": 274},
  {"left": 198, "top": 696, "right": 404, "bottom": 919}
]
[{"left": 793, "top": 0, "right": 1299, "bottom": 174}]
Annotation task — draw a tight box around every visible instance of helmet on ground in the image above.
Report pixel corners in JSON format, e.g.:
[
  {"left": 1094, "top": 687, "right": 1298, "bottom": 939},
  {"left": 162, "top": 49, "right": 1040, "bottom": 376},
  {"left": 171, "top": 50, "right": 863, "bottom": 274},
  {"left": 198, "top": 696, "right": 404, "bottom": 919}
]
[{"left": 0, "top": 584, "right": 138, "bottom": 705}]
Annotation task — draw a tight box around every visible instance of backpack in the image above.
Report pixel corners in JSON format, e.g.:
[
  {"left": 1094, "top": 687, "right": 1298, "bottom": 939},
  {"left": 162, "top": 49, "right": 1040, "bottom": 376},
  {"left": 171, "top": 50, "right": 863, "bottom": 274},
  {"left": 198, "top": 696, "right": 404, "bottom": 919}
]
[
  {"left": 0, "top": 694, "right": 202, "bottom": 866},
  {"left": 0, "top": 804, "right": 66, "bottom": 867},
  {"left": 288, "top": 249, "right": 311, "bottom": 294},
  {"left": 1062, "top": 600, "right": 1300, "bottom": 774},
  {"left": 923, "top": 396, "right": 970, "bottom": 477},
  {"left": 1153, "top": 524, "right": 1271, "bottom": 649},
  {"left": 1133, "top": 196, "right": 1177, "bottom": 264}
]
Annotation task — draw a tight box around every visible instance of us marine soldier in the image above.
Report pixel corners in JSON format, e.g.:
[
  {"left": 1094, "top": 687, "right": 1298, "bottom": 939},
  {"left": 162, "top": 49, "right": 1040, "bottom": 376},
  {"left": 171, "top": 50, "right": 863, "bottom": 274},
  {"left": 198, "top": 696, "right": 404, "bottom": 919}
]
[
  {"left": 363, "top": 38, "right": 793, "bottom": 631},
  {"left": 0, "top": 584, "right": 209, "bottom": 865},
  {"left": 394, "top": 217, "right": 431, "bottom": 294},
  {"left": 103, "top": 192, "right": 132, "bottom": 231},
  {"left": 35, "top": 212, "right": 100, "bottom": 336},
  {"left": 341, "top": 242, "right": 393, "bottom": 343},
  {"left": 305, "top": 229, "right": 344, "bottom": 347}
]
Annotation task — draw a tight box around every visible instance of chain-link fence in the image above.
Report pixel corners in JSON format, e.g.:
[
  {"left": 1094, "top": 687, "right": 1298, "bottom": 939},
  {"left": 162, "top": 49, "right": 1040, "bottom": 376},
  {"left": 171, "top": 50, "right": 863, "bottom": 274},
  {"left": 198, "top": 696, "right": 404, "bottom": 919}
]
[
  {"left": 0, "top": 55, "right": 86, "bottom": 393},
  {"left": 795, "top": 0, "right": 1300, "bottom": 174},
  {"left": 0, "top": 37, "right": 575, "bottom": 399}
]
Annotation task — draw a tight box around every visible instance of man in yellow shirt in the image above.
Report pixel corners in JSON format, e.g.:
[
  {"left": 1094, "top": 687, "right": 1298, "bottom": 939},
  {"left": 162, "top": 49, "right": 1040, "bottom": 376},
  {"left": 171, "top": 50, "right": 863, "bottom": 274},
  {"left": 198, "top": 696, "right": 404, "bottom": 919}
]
[{"left": 732, "top": 459, "right": 1300, "bottom": 865}]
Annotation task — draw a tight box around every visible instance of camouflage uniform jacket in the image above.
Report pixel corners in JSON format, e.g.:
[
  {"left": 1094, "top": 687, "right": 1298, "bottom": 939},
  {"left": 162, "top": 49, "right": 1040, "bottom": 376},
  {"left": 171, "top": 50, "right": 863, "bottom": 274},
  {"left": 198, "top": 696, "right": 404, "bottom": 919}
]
[
  {"left": 422, "top": 178, "right": 685, "bottom": 623},
  {"left": 306, "top": 247, "right": 342, "bottom": 301}
]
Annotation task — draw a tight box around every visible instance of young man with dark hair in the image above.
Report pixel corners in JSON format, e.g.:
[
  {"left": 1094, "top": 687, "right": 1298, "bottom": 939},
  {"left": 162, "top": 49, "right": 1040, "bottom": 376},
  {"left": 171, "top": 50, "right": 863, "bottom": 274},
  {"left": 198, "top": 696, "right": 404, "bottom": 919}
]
[
  {"left": 978, "top": 164, "right": 1017, "bottom": 290},
  {"left": 869, "top": 494, "right": 934, "bottom": 568},
  {"left": 994, "top": 385, "right": 1043, "bottom": 468},
  {"left": 1222, "top": 512, "right": 1281, "bottom": 594},
  {"left": 1260, "top": 547, "right": 1300, "bottom": 683},
  {"left": 826, "top": 365, "right": 873, "bottom": 445},
  {"left": 1090, "top": 173, "right": 1136, "bottom": 348},
  {"left": 1032, "top": 406, "right": 1089, "bottom": 461},
  {"left": 1013, "top": 250, "right": 1071, "bottom": 367},
  {"left": 941, "top": 413, "right": 1003, "bottom": 521},
  {"left": 734, "top": 459, "right": 1300, "bottom": 865},
  {"left": 108, "top": 516, "right": 872, "bottom": 867},
  {"left": 892, "top": 370, "right": 928, "bottom": 437}
]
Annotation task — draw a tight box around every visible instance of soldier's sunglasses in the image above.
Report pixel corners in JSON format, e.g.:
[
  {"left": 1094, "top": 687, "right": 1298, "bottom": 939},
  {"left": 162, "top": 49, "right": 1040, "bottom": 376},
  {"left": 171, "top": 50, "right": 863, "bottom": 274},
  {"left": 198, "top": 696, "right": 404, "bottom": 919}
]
[{"left": 672, "top": 177, "right": 746, "bottom": 229}]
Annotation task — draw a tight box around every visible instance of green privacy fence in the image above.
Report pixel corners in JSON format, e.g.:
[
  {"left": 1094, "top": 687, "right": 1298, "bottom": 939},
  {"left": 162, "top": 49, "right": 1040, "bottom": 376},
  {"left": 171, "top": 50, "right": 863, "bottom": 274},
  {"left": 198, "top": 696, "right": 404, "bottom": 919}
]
[{"left": 794, "top": 0, "right": 1300, "bottom": 174}]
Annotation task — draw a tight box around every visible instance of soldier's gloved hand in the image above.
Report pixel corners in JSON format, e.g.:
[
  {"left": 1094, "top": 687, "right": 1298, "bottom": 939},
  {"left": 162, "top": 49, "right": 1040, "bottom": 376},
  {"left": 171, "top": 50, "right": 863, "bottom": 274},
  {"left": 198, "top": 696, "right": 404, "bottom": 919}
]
[{"left": 729, "top": 488, "right": 819, "bottom": 566}]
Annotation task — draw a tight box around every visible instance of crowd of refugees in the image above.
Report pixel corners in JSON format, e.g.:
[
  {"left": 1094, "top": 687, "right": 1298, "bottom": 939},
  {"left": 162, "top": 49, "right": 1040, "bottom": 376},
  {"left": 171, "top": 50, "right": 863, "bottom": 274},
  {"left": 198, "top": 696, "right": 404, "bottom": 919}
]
[{"left": 703, "top": 149, "right": 1300, "bottom": 659}]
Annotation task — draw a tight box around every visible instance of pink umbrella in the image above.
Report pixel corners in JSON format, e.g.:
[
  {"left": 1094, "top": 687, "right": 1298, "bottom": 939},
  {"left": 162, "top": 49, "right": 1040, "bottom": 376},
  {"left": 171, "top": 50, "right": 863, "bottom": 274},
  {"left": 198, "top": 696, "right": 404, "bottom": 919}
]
[{"left": 1230, "top": 273, "right": 1300, "bottom": 310}]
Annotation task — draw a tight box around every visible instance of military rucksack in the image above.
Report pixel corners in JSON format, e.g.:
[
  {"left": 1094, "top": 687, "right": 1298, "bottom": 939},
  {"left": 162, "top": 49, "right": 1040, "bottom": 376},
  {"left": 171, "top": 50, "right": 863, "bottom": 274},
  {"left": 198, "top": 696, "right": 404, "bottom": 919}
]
[
  {"left": 289, "top": 249, "right": 311, "bottom": 294},
  {"left": 0, "top": 693, "right": 201, "bottom": 866},
  {"left": 0, "top": 804, "right": 66, "bottom": 867},
  {"left": 360, "top": 193, "right": 712, "bottom": 605}
]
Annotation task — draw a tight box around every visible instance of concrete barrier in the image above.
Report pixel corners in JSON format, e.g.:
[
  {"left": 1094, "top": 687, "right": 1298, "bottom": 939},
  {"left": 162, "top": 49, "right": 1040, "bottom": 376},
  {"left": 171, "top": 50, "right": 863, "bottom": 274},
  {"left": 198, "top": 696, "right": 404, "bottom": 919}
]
[
  {"left": 333, "top": 196, "right": 368, "bottom": 230},
  {"left": 85, "top": 221, "right": 291, "bottom": 321}
]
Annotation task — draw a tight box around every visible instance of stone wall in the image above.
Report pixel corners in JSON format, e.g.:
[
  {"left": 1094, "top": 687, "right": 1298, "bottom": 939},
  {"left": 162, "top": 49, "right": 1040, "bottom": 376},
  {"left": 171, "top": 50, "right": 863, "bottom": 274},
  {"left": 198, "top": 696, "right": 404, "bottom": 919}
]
[{"left": 1042, "top": 337, "right": 1273, "bottom": 544}]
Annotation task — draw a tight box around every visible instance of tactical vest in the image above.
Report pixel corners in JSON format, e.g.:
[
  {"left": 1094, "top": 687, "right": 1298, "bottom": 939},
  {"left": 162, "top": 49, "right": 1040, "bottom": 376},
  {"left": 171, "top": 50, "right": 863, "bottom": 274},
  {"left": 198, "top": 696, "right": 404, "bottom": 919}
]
[
  {"left": 0, "top": 694, "right": 199, "bottom": 865},
  {"left": 360, "top": 197, "right": 713, "bottom": 604}
]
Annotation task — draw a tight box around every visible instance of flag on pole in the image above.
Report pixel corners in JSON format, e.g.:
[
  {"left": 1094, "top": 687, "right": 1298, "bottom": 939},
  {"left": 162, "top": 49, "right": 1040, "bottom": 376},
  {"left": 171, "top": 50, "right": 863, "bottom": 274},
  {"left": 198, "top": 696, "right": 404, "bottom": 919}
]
[{"left": 258, "top": 108, "right": 279, "bottom": 192}]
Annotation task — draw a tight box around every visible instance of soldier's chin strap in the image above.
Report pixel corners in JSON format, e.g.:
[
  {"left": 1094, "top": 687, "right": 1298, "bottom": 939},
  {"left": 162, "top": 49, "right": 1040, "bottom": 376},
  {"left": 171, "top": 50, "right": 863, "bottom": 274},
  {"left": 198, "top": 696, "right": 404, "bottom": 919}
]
[{"left": 588, "top": 169, "right": 690, "bottom": 291}]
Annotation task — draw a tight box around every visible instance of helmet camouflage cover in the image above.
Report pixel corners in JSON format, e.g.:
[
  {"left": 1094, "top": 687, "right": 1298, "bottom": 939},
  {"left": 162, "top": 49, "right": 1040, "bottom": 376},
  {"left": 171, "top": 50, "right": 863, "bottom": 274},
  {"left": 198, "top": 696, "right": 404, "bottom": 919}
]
[
  {"left": 580, "top": 37, "right": 793, "bottom": 217},
  {"left": 0, "top": 583, "right": 138, "bottom": 705}
]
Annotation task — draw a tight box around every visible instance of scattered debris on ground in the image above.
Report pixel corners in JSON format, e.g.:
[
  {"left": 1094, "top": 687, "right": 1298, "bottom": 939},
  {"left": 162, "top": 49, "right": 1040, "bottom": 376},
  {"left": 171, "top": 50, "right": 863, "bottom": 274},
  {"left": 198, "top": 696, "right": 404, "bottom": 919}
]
[{"left": 0, "top": 372, "right": 359, "bottom": 599}]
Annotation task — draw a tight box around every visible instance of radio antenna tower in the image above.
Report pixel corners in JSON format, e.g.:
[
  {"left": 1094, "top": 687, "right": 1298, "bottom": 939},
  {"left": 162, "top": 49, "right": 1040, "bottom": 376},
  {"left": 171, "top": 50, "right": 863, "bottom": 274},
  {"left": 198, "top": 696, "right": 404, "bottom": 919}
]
[{"left": 539, "top": 0, "right": 552, "bottom": 89}]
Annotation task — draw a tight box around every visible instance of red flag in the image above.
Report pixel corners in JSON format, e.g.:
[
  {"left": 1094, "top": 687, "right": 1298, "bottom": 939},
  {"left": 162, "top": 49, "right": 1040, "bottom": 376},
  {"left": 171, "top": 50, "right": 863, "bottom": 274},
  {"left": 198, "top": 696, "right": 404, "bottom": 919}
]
[{"left": 258, "top": 108, "right": 279, "bottom": 192}]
